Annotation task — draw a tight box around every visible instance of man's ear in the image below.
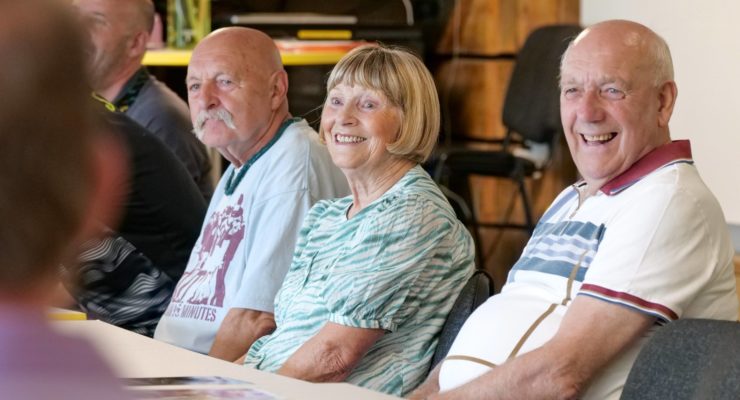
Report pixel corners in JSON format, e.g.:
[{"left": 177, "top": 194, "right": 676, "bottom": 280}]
[
  {"left": 269, "top": 70, "right": 289, "bottom": 110},
  {"left": 657, "top": 81, "right": 678, "bottom": 128},
  {"left": 128, "top": 30, "right": 149, "bottom": 59}
]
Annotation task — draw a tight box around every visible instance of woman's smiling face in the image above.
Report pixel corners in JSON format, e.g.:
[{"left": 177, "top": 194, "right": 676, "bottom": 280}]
[{"left": 321, "top": 83, "right": 403, "bottom": 178}]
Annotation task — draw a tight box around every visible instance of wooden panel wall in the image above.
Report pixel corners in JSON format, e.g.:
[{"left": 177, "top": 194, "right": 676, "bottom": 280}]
[{"left": 434, "top": 0, "right": 579, "bottom": 289}]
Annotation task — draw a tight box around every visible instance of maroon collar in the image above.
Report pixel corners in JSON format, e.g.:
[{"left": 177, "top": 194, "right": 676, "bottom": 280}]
[{"left": 598, "top": 140, "right": 694, "bottom": 196}]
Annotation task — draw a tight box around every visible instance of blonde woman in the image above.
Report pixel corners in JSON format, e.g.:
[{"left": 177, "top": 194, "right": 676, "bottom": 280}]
[{"left": 244, "top": 45, "right": 475, "bottom": 396}]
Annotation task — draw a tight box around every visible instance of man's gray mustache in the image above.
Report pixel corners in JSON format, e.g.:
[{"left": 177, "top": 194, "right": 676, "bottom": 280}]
[{"left": 192, "top": 109, "right": 236, "bottom": 139}]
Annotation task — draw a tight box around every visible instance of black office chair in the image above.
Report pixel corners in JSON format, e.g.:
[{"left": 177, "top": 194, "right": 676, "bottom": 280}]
[
  {"left": 439, "top": 184, "right": 484, "bottom": 265},
  {"left": 430, "top": 269, "right": 493, "bottom": 372},
  {"left": 620, "top": 318, "right": 740, "bottom": 400},
  {"left": 433, "top": 24, "right": 582, "bottom": 238}
]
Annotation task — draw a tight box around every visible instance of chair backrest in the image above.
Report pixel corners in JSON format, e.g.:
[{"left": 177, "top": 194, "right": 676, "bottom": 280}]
[
  {"left": 430, "top": 270, "right": 493, "bottom": 371},
  {"left": 620, "top": 318, "right": 740, "bottom": 400},
  {"left": 502, "top": 24, "right": 582, "bottom": 144}
]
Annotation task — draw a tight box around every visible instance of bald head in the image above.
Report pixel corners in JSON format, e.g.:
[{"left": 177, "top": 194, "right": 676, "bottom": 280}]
[
  {"left": 137, "top": 0, "right": 155, "bottom": 32},
  {"left": 127, "top": 0, "right": 155, "bottom": 33},
  {"left": 123, "top": 0, "right": 155, "bottom": 34},
  {"left": 562, "top": 20, "right": 674, "bottom": 87},
  {"left": 194, "top": 27, "right": 284, "bottom": 76},
  {"left": 76, "top": 0, "right": 154, "bottom": 33},
  {"left": 75, "top": 0, "right": 154, "bottom": 97}
]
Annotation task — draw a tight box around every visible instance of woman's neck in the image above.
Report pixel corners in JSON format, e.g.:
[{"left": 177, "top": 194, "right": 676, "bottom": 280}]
[{"left": 346, "top": 159, "right": 415, "bottom": 218}]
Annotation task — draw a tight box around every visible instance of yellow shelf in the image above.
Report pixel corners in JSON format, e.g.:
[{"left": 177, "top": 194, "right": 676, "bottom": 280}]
[
  {"left": 143, "top": 49, "right": 192, "bottom": 66},
  {"left": 48, "top": 307, "right": 87, "bottom": 321},
  {"left": 144, "top": 48, "right": 351, "bottom": 67},
  {"left": 281, "top": 50, "right": 350, "bottom": 66}
]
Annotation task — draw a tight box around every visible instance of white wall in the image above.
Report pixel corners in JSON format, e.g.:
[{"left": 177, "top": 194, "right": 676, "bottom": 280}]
[{"left": 581, "top": 0, "right": 740, "bottom": 224}]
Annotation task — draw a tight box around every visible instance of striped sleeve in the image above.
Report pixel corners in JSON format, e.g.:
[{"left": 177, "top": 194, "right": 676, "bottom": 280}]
[
  {"left": 579, "top": 284, "right": 679, "bottom": 323},
  {"left": 578, "top": 180, "right": 720, "bottom": 322}
]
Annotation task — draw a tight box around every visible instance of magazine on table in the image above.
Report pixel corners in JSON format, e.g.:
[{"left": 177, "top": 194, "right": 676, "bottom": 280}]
[{"left": 123, "top": 376, "right": 283, "bottom": 400}]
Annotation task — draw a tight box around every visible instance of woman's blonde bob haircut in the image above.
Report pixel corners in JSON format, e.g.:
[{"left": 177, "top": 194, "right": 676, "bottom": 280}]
[{"left": 319, "top": 44, "right": 440, "bottom": 163}]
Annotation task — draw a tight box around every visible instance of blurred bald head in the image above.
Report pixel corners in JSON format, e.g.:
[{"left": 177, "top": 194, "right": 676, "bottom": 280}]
[
  {"left": 0, "top": 0, "right": 100, "bottom": 293},
  {"left": 74, "top": 0, "right": 155, "bottom": 98}
]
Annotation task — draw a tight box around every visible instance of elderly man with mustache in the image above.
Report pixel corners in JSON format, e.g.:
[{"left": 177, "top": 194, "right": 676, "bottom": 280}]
[{"left": 154, "top": 27, "right": 348, "bottom": 361}]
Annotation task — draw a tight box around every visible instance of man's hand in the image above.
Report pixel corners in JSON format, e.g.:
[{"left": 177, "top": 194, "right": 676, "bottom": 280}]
[
  {"left": 209, "top": 308, "right": 276, "bottom": 362},
  {"left": 413, "top": 295, "right": 654, "bottom": 399}
]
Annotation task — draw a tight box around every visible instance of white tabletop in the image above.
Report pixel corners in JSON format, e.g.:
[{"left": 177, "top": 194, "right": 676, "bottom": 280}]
[{"left": 54, "top": 320, "right": 399, "bottom": 400}]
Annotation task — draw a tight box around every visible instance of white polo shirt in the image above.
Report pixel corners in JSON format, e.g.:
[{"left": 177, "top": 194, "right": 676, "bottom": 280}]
[{"left": 439, "top": 140, "right": 739, "bottom": 399}]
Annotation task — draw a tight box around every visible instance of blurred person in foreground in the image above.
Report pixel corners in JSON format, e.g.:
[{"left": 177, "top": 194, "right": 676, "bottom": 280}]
[
  {"left": 154, "top": 27, "right": 348, "bottom": 361},
  {"left": 74, "top": 0, "right": 213, "bottom": 200},
  {"left": 410, "top": 20, "right": 739, "bottom": 400},
  {"left": 0, "top": 0, "right": 129, "bottom": 398},
  {"left": 243, "top": 45, "right": 475, "bottom": 397}
]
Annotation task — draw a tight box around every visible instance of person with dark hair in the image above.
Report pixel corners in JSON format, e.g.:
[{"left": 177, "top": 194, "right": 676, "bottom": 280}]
[{"left": 0, "top": 0, "right": 129, "bottom": 398}]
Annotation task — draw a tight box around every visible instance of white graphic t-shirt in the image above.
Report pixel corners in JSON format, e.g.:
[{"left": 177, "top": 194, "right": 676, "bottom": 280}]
[{"left": 154, "top": 119, "right": 348, "bottom": 353}]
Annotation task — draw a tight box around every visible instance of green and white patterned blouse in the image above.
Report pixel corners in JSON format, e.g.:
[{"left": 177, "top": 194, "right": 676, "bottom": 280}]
[{"left": 244, "top": 165, "right": 475, "bottom": 396}]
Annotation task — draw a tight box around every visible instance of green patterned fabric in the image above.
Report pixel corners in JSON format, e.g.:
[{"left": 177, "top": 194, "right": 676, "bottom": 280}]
[{"left": 245, "top": 166, "right": 475, "bottom": 396}]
